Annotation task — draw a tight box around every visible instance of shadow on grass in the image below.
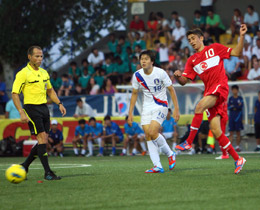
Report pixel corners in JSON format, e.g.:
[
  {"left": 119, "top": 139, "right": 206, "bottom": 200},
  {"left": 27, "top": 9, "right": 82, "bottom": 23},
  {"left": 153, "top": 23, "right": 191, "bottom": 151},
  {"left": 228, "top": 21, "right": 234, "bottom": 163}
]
[{"left": 61, "top": 173, "right": 94, "bottom": 178}]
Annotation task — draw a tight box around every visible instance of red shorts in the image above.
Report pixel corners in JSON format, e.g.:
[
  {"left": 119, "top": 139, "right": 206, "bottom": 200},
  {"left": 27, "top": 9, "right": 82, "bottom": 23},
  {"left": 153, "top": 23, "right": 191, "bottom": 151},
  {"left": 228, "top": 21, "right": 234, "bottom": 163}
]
[{"left": 205, "top": 84, "right": 229, "bottom": 122}]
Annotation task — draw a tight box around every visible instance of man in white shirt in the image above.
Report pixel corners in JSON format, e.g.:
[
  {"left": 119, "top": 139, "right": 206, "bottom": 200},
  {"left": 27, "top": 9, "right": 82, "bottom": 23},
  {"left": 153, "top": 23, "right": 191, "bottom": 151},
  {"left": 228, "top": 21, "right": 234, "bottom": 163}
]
[
  {"left": 73, "top": 98, "right": 95, "bottom": 118},
  {"left": 171, "top": 19, "right": 186, "bottom": 51},
  {"left": 87, "top": 48, "right": 104, "bottom": 68},
  {"left": 128, "top": 50, "right": 180, "bottom": 173},
  {"left": 252, "top": 39, "right": 260, "bottom": 59},
  {"left": 244, "top": 5, "right": 259, "bottom": 35},
  {"left": 247, "top": 61, "right": 260, "bottom": 80},
  {"left": 170, "top": 11, "right": 187, "bottom": 30}
]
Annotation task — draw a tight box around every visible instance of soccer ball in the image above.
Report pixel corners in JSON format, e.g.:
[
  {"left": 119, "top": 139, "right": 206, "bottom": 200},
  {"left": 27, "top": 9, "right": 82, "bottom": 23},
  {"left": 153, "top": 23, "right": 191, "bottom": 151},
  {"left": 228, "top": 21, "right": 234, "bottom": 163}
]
[{"left": 5, "top": 164, "right": 26, "bottom": 184}]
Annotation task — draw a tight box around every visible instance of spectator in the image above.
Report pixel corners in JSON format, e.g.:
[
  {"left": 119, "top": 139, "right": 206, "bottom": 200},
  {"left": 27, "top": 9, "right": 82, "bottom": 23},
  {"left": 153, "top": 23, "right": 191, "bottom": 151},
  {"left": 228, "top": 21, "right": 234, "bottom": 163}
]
[
  {"left": 242, "top": 40, "right": 253, "bottom": 69},
  {"left": 252, "top": 38, "right": 260, "bottom": 59},
  {"left": 159, "top": 43, "right": 169, "bottom": 68},
  {"left": 200, "top": 0, "right": 214, "bottom": 17},
  {"left": 244, "top": 5, "right": 259, "bottom": 35},
  {"left": 58, "top": 74, "right": 74, "bottom": 96},
  {"left": 248, "top": 55, "right": 258, "bottom": 71},
  {"left": 203, "top": 30, "right": 214, "bottom": 46},
  {"left": 171, "top": 19, "right": 186, "bottom": 51},
  {"left": 228, "top": 9, "right": 244, "bottom": 44},
  {"left": 68, "top": 61, "right": 81, "bottom": 83},
  {"left": 50, "top": 72, "right": 62, "bottom": 92},
  {"left": 5, "top": 99, "right": 20, "bottom": 119},
  {"left": 134, "top": 44, "right": 142, "bottom": 58},
  {"left": 87, "top": 48, "right": 105, "bottom": 68},
  {"left": 78, "top": 68, "right": 91, "bottom": 93},
  {"left": 132, "top": 32, "right": 146, "bottom": 51},
  {"left": 193, "top": 10, "right": 206, "bottom": 31},
  {"left": 121, "top": 116, "right": 147, "bottom": 156},
  {"left": 224, "top": 56, "right": 241, "bottom": 81},
  {"left": 161, "top": 108, "right": 178, "bottom": 152},
  {"left": 107, "top": 33, "right": 118, "bottom": 53},
  {"left": 47, "top": 119, "right": 64, "bottom": 157},
  {"left": 182, "top": 47, "right": 192, "bottom": 63},
  {"left": 0, "top": 77, "right": 8, "bottom": 114},
  {"left": 171, "top": 53, "right": 185, "bottom": 71},
  {"left": 126, "top": 46, "right": 135, "bottom": 63},
  {"left": 247, "top": 60, "right": 260, "bottom": 80},
  {"left": 87, "top": 117, "right": 103, "bottom": 157},
  {"left": 156, "top": 11, "right": 171, "bottom": 44},
  {"left": 94, "top": 68, "right": 105, "bottom": 88},
  {"left": 147, "top": 12, "right": 159, "bottom": 47},
  {"left": 72, "top": 119, "right": 89, "bottom": 156},
  {"left": 101, "top": 115, "right": 124, "bottom": 156},
  {"left": 118, "top": 35, "right": 131, "bottom": 54},
  {"left": 115, "top": 45, "right": 128, "bottom": 63},
  {"left": 254, "top": 91, "right": 260, "bottom": 151},
  {"left": 252, "top": 30, "right": 260, "bottom": 47},
  {"left": 102, "top": 56, "right": 115, "bottom": 77},
  {"left": 206, "top": 9, "right": 225, "bottom": 43},
  {"left": 73, "top": 98, "right": 95, "bottom": 118},
  {"left": 101, "top": 78, "right": 117, "bottom": 94},
  {"left": 170, "top": 11, "right": 187, "bottom": 30},
  {"left": 228, "top": 85, "right": 244, "bottom": 152},
  {"left": 168, "top": 47, "right": 176, "bottom": 63},
  {"left": 128, "top": 15, "right": 146, "bottom": 43},
  {"left": 81, "top": 59, "right": 95, "bottom": 76},
  {"left": 130, "top": 56, "right": 139, "bottom": 73},
  {"left": 86, "top": 77, "right": 100, "bottom": 95},
  {"left": 114, "top": 56, "right": 130, "bottom": 84}
]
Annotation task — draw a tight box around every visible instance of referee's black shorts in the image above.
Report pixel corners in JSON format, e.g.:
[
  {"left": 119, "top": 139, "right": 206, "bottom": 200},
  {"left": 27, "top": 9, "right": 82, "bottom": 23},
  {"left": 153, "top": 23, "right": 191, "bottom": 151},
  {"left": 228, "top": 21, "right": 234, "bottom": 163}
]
[
  {"left": 23, "top": 104, "right": 50, "bottom": 135},
  {"left": 255, "top": 123, "right": 260, "bottom": 139}
]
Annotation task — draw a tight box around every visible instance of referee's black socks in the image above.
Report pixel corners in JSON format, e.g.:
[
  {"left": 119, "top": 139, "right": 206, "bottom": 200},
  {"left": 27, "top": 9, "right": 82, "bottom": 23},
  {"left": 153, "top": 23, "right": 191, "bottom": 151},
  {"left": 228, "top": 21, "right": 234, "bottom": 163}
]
[
  {"left": 22, "top": 143, "right": 38, "bottom": 172},
  {"left": 38, "top": 144, "right": 51, "bottom": 173}
]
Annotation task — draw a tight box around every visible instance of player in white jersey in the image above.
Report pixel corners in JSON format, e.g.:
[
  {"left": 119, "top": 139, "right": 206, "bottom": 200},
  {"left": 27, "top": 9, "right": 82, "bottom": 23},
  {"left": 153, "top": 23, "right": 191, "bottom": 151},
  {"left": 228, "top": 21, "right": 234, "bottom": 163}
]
[{"left": 128, "top": 50, "right": 180, "bottom": 173}]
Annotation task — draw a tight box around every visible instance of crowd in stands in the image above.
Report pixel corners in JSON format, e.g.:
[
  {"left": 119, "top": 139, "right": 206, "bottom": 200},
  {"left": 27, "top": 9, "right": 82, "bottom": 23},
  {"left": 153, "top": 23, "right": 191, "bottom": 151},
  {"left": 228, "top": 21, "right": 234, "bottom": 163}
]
[{"left": 50, "top": 3, "right": 260, "bottom": 96}]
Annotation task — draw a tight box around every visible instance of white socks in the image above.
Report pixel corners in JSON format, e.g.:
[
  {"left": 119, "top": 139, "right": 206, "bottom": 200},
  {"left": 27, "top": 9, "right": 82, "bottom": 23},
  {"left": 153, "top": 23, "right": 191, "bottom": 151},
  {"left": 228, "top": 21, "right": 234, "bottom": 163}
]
[
  {"left": 74, "top": 148, "right": 78, "bottom": 155},
  {"left": 81, "top": 149, "right": 86, "bottom": 155},
  {"left": 122, "top": 148, "right": 127, "bottom": 154},
  {"left": 154, "top": 134, "right": 173, "bottom": 157},
  {"left": 147, "top": 140, "right": 162, "bottom": 168},
  {"left": 88, "top": 141, "right": 93, "bottom": 155},
  {"left": 172, "top": 142, "right": 177, "bottom": 151},
  {"left": 140, "top": 141, "right": 147, "bottom": 151}
]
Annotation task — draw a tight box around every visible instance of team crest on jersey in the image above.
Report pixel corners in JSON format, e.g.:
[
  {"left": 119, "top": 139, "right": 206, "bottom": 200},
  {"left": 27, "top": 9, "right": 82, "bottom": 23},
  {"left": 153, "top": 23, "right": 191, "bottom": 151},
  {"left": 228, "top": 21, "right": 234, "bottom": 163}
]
[
  {"left": 200, "top": 62, "right": 208, "bottom": 71},
  {"left": 154, "top": 78, "right": 160, "bottom": 85}
]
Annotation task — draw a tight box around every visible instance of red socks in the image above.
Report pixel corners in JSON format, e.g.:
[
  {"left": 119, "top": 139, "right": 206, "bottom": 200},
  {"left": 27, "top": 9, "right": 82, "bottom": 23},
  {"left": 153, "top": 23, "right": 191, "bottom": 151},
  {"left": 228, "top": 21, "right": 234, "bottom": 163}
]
[
  {"left": 220, "top": 147, "right": 228, "bottom": 156},
  {"left": 187, "top": 113, "right": 203, "bottom": 145},
  {"left": 217, "top": 133, "right": 239, "bottom": 161}
]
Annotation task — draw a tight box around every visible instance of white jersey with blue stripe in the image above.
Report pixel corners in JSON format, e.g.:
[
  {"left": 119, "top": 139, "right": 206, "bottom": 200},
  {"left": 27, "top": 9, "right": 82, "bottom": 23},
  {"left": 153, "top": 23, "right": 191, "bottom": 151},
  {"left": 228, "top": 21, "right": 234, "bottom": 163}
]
[{"left": 132, "top": 66, "right": 172, "bottom": 113}]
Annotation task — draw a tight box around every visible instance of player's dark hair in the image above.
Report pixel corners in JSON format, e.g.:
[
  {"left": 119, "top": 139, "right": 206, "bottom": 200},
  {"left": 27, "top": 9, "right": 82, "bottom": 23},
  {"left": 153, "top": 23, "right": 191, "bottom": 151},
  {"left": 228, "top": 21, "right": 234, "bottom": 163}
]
[
  {"left": 89, "top": 117, "right": 96, "bottom": 122},
  {"left": 76, "top": 98, "right": 82, "bottom": 103},
  {"left": 125, "top": 115, "right": 128, "bottom": 121},
  {"left": 78, "top": 119, "right": 86, "bottom": 125},
  {"left": 139, "top": 50, "right": 156, "bottom": 63},
  {"left": 186, "top": 28, "right": 204, "bottom": 38},
  {"left": 27, "top": 46, "right": 42, "bottom": 55},
  {"left": 168, "top": 108, "right": 172, "bottom": 112},
  {"left": 104, "top": 115, "right": 111, "bottom": 121},
  {"left": 231, "top": 85, "right": 239, "bottom": 90}
]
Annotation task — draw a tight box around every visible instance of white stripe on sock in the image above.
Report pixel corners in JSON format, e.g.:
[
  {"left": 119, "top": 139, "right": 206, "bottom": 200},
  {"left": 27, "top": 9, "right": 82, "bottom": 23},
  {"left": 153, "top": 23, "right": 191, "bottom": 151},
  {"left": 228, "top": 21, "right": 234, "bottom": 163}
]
[{"left": 223, "top": 142, "right": 231, "bottom": 149}]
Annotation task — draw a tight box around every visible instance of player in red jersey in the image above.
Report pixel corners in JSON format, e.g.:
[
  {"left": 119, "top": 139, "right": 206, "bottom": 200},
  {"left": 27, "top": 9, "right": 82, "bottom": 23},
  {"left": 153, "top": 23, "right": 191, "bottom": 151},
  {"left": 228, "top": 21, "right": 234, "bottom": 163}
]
[{"left": 174, "top": 24, "right": 247, "bottom": 174}]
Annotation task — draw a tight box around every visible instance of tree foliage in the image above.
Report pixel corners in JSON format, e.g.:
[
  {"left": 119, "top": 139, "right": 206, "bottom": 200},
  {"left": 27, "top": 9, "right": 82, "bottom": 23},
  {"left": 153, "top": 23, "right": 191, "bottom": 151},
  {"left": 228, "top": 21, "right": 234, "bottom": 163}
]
[{"left": 0, "top": 0, "right": 126, "bottom": 68}]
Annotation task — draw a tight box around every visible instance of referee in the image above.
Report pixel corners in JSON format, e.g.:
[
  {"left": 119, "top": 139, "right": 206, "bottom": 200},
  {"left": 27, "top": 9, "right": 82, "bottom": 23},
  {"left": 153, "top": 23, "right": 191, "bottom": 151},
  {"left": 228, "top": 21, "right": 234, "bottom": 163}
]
[{"left": 12, "top": 46, "right": 66, "bottom": 180}]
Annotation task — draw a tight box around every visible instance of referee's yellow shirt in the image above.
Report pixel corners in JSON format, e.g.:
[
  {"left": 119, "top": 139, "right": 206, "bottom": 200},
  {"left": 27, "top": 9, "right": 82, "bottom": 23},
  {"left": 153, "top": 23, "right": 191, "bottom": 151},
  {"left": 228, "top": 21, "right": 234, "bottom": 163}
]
[{"left": 12, "top": 63, "right": 52, "bottom": 105}]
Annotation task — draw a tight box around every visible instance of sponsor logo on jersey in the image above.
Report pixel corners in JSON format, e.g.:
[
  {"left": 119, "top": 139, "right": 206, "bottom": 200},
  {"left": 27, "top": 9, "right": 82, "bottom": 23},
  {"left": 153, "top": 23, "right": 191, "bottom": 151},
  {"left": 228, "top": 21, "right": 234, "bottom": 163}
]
[{"left": 193, "top": 56, "right": 220, "bottom": 75}]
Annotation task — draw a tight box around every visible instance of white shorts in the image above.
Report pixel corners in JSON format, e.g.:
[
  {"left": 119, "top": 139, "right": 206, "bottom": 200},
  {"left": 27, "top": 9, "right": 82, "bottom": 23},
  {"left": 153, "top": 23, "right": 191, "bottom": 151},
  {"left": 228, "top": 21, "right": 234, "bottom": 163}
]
[
  {"left": 128, "top": 133, "right": 145, "bottom": 139},
  {"left": 162, "top": 132, "right": 174, "bottom": 139},
  {"left": 141, "top": 107, "right": 168, "bottom": 126}
]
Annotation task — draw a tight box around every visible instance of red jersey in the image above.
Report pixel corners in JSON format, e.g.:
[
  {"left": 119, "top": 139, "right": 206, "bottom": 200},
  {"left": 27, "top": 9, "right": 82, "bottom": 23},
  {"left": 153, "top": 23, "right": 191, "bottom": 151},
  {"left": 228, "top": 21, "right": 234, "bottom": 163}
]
[
  {"left": 183, "top": 43, "right": 232, "bottom": 97},
  {"left": 130, "top": 20, "right": 145, "bottom": 31}
]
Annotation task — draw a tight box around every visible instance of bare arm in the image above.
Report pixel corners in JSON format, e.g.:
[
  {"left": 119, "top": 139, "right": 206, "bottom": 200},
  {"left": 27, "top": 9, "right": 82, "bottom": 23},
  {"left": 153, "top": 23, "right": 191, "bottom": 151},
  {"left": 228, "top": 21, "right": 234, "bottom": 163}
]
[
  {"left": 12, "top": 93, "right": 29, "bottom": 123},
  {"left": 231, "top": 24, "right": 247, "bottom": 57},
  {"left": 167, "top": 86, "right": 180, "bottom": 122},
  {"left": 128, "top": 88, "right": 138, "bottom": 126},
  {"left": 5, "top": 112, "right": 9, "bottom": 119},
  {"left": 47, "top": 88, "right": 66, "bottom": 116},
  {"left": 173, "top": 70, "right": 189, "bottom": 86}
]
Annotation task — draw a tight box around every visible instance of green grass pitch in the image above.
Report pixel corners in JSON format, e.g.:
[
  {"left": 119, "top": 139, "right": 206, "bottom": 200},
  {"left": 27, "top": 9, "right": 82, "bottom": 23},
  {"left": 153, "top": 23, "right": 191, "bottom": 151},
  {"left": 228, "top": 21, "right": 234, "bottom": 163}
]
[{"left": 0, "top": 154, "right": 259, "bottom": 210}]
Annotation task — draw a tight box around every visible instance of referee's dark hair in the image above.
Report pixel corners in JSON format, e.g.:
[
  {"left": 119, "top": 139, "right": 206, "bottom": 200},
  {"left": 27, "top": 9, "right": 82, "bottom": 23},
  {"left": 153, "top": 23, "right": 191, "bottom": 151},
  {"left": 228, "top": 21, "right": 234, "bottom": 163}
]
[
  {"left": 139, "top": 50, "right": 156, "bottom": 63},
  {"left": 186, "top": 28, "right": 204, "bottom": 38},
  {"left": 89, "top": 117, "right": 96, "bottom": 123},
  {"left": 28, "top": 46, "right": 42, "bottom": 55},
  {"left": 104, "top": 115, "right": 111, "bottom": 121},
  {"left": 231, "top": 85, "right": 239, "bottom": 90}
]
